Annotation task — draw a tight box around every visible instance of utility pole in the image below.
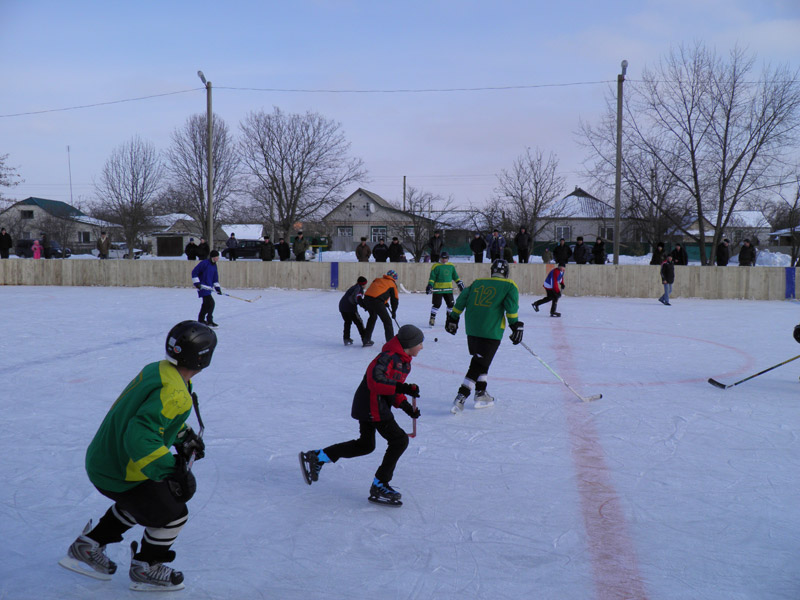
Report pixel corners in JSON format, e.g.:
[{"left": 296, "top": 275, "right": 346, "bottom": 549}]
[
  {"left": 613, "top": 59, "right": 628, "bottom": 265},
  {"left": 198, "top": 71, "right": 214, "bottom": 250}
]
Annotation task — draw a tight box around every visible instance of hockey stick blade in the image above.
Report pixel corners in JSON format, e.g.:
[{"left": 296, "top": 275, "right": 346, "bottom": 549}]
[
  {"left": 707, "top": 378, "right": 730, "bottom": 389},
  {"left": 582, "top": 393, "right": 603, "bottom": 402}
]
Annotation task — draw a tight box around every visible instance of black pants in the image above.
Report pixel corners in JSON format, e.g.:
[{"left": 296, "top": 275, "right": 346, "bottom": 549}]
[
  {"left": 431, "top": 253, "right": 440, "bottom": 263},
  {"left": 431, "top": 293, "right": 454, "bottom": 311},
  {"left": 341, "top": 310, "right": 365, "bottom": 340},
  {"left": 323, "top": 419, "right": 409, "bottom": 484},
  {"left": 227, "top": 249, "right": 237, "bottom": 260},
  {"left": 363, "top": 297, "right": 394, "bottom": 342},
  {"left": 198, "top": 295, "right": 215, "bottom": 323},
  {"left": 473, "top": 253, "right": 483, "bottom": 263},
  {"left": 534, "top": 289, "right": 560, "bottom": 314},
  {"left": 518, "top": 251, "right": 530, "bottom": 264},
  {"left": 295, "top": 253, "right": 305, "bottom": 262}
]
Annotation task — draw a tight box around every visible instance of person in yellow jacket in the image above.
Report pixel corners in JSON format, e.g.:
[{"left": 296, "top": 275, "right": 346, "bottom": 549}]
[{"left": 362, "top": 270, "right": 400, "bottom": 346}]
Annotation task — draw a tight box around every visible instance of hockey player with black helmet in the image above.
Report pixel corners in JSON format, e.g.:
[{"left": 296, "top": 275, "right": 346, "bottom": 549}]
[
  {"left": 445, "top": 258, "right": 524, "bottom": 412},
  {"left": 426, "top": 251, "right": 464, "bottom": 326},
  {"left": 60, "top": 321, "right": 217, "bottom": 591}
]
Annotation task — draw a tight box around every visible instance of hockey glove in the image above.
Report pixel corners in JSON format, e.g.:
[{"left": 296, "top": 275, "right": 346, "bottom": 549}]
[
  {"left": 166, "top": 454, "right": 197, "bottom": 502},
  {"left": 426, "top": 284, "right": 433, "bottom": 295},
  {"left": 395, "top": 382, "right": 420, "bottom": 398},
  {"left": 400, "top": 400, "right": 421, "bottom": 419},
  {"left": 174, "top": 426, "right": 205, "bottom": 461},
  {"left": 456, "top": 280, "right": 465, "bottom": 292},
  {"left": 509, "top": 321, "right": 524, "bottom": 345},
  {"left": 391, "top": 309, "right": 397, "bottom": 320},
  {"left": 216, "top": 287, "right": 223, "bottom": 295},
  {"left": 445, "top": 314, "right": 459, "bottom": 336},
  {"left": 194, "top": 282, "right": 202, "bottom": 290}
]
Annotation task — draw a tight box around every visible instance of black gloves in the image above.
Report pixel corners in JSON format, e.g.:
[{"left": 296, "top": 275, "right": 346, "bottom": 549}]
[
  {"left": 174, "top": 426, "right": 205, "bottom": 461},
  {"left": 794, "top": 324, "right": 800, "bottom": 344},
  {"left": 396, "top": 382, "right": 420, "bottom": 397},
  {"left": 216, "top": 288, "right": 223, "bottom": 295},
  {"left": 426, "top": 284, "right": 433, "bottom": 295},
  {"left": 400, "top": 400, "right": 421, "bottom": 419},
  {"left": 391, "top": 309, "right": 397, "bottom": 319},
  {"left": 194, "top": 283, "right": 201, "bottom": 290},
  {"left": 166, "top": 454, "right": 197, "bottom": 502},
  {"left": 445, "top": 314, "right": 459, "bottom": 335},
  {"left": 509, "top": 321, "right": 524, "bottom": 345},
  {"left": 456, "top": 280, "right": 465, "bottom": 292}
]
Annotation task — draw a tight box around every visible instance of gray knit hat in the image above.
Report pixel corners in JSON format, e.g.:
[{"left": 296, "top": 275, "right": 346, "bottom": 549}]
[{"left": 397, "top": 324, "right": 424, "bottom": 349}]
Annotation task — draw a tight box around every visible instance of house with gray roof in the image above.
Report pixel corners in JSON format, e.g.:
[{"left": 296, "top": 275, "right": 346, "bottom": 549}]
[{"left": 540, "top": 187, "right": 617, "bottom": 243}]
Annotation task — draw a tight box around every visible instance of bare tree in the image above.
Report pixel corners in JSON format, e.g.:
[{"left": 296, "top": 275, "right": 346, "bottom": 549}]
[
  {"left": 626, "top": 43, "right": 800, "bottom": 264},
  {"left": 164, "top": 113, "right": 240, "bottom": 230},
  {"left": 387, "top": 186, "right": 455, "bottom": 261},
  {"left": 0, "top": 153, "right": 22, "bottom": 208},
  {"left": 93, "top": 136, "right": 164, "bottom": 256},
  {"left": 239, "top": 107, "right": 367, "bottom": 238},
  {"left": 494, "top": 147, "right": 567, "bottom": 241},
  {"left": 38, "top": 213, "right": 77, "bottom": 258},
  {"left": 765, "top": 174, "right": 800, "bottom": 266}
]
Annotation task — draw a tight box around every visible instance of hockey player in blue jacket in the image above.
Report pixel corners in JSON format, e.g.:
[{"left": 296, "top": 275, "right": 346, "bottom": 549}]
[
  {"left": 191, "top": 250, "right": 222, "bottom": 327},
  {"left": 532, "top": 265, "right": 565, "bottom": 317}
]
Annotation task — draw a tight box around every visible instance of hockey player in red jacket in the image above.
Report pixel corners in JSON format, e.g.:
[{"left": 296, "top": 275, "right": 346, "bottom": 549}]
[{"left": 532, "top": 265, "right": 566, "bottom": 317}]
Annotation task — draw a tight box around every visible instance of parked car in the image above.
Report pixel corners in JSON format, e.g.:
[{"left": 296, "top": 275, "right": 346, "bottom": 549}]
[
  {"left": 221, "top": 239, "right": 263, "bottom": 260},
  {"left": 14, "top": 239, "right": 71, "bottom": 258},
  {"left": 91, "top": 242, "right": 144, "bottom": 259}
]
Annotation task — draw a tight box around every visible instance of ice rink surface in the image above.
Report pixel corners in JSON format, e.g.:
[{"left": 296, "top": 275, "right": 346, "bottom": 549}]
[{"left": 1, "top": 284, "right": 799, "bottom": 599}]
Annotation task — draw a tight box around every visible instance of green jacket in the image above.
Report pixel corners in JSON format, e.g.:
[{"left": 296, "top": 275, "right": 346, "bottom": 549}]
[
  {"left": 86, "top": 360, "right": 193, "bottom": 493},
  {"left": 428, "top": 262, "right": 462, "bottom": 294},
  {"left": 450, "top": 277, "right": 520, "bottom": 340}
]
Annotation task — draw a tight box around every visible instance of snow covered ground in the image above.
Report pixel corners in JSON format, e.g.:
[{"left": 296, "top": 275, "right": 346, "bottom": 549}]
[{"left": 2, "top": 284, "right": 799, "bottom": 599}]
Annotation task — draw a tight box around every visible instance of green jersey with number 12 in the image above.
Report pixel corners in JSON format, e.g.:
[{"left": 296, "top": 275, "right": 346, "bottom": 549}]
[{"left": 450, "top": 277, "right": 520, "bottom": 340}]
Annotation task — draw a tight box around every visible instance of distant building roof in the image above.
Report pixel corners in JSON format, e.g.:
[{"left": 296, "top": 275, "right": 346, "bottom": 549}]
[
  {"left": 17, "top": 197, "right": 87, "bottom": 219},
  {"left": 543, "top": 186, "right": 613, "bottom": 219},
  {"left": 223, "top": 224, "right": 263, "bottom": 239}
]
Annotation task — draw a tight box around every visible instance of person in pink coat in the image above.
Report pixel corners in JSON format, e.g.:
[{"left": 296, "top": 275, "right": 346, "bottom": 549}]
[{"left": 32, "top": 239, "right": 43, "bottom": 259}]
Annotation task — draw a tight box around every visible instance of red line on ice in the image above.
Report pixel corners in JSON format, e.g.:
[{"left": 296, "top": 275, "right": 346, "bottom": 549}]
[{"left": 553, "top": 319, "right": 649, "bottom": 600}]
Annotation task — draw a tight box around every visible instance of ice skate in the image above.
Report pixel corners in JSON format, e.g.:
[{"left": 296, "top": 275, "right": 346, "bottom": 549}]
[
  {"left": 429, "top": 314, "right": 436, "bottom": 327},
  {"left": 206, "top": 319, "right": 219, "bottom": 328},
  {"left": 450, "top": 392, "right": 467, "bottom": 414},
  {"left": 473, "top": 391, "right": 495, "bottom": 409},
  {"left": 362, "top": 338, "right": 374, "bottom": 347},
  {"left": 550, "top": 312, "right": 561, "bottom": 318},
  {"left": 299, "top": 450, "right": 324, "bottom": 485},
  {"left": 368, "top": 479, "right": 402, "bottom": 506},
  {"left": 129, "top": 542, "right": 185, "bottom": 591},
  {"left": 58, "top": 520, "right": 117, "bottom": 581},
  {"left": 343, "top": 338, "right": 354, "bottom": 346},
  {"left": 532, "top": 302, "right": 539, "bottom": 312}
]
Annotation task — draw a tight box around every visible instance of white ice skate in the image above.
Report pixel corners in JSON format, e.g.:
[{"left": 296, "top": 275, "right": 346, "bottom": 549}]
[
  {"left": 473, "top": 391, "right": 495, "bottom": 409},
  {"left": 451, "top": 393, "right": 467, "bottom": 414},
  {"left": 128, "top": 542, "right": 185, "bottom": 592},
  {"left": 58, "top": 520, "right": 117, "bottom": 581}
]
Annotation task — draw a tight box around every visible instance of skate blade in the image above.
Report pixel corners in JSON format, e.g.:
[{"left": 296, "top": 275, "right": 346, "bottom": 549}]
[
  {"left": 130, "top": 580, "right": 185, "bottom": 592},
  {"left": 58, "top": 556, "right": 113, "bottom": 581},
  {"left": 368, "top": 496, "right": 403, "bottom": 507},
  {"left": 298, "top": 452, "right": 312, "bottom": 485},
  {"left": 473, "top": 400, "right": 495, "bottom": 409}
]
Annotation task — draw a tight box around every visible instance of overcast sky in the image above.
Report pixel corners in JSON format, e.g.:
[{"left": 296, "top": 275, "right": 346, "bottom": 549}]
[{"left": 1, "top": 0, "right": 798, "bottom": 212}]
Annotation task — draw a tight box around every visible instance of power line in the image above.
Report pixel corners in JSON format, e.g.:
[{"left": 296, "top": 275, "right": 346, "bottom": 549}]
[{"left": 0, "top": 80, "right": 613, "bottom": 118}]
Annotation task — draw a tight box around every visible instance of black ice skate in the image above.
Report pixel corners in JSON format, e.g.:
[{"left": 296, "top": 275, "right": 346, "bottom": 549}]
[
  {"left": 58, "top": 520, "right": 117, "bottom": 581},
  {"left": 206, "top": 319, "right": 219, "bottom": 328},
  {"left": 532, "top": 302, "right": 540, "bottom": 312},
  {"left": 128, "top": 541, "right": 185, "bottom": 592},
  {"left": 550, "top": 312, "right": 561, "bottom": 318},
  {"left": 429, "top": 314, "right": 436, "bottom": 327},
  {"left": 344, "top": 338, "right": 354, "bottom": 346},
  {"left": 368, "top": 479, "right": 402, "bottom": 507},
  {"left": 362, "top": 338, "right": 374, "bottom": 347},
  {"left": 299, "top": 450, "right": 324, "bottom": 485}
]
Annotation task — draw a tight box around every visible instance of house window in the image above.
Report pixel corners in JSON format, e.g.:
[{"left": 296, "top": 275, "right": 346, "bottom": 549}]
[
  {"left": 404, "top": 226, "right": 415, "bottom": 238},
  {"left": 20, "top": 210, "right": 34, "bottom": 219},
  {"left": 337, "top": 226, "right": 353, "bottom": 237},
  {"left": 78, "top": 231, "right": 91, "bottom": 243},
  {"left": 599, "top": 226, "right": 614, "bottom": 241},
  {"left": 370, "top": 226, "right": 387, "bottom": 242},
  {"left": 555, "top": 226, "right": 571, "bottom": 240}
]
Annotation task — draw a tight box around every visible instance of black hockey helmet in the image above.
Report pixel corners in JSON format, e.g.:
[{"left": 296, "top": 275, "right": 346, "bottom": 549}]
[
  {"left": 439, "top": 251, "right": 449, "bottom": 262},
  {"left": 490, "top": 258, "right": 509, "bottom": 279},
  {"left": 166, "top": 320, "right": 217, "bottom": 370}
]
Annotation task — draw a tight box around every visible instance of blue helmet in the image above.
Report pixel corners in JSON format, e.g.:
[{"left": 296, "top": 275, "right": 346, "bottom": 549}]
[{"left": 387, "top": 269, "right": 398, "bottom": 281}]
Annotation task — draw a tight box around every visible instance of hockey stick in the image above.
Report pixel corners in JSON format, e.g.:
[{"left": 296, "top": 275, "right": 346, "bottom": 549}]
[
  {"left": 399, "top": 283, "right": 412, "bottom": 294},
  {"left": 187, "top": 392, "right": 205, "bottom": 470},
  {"left": 708, "top": 354, "right": 800, "bottom": 389},
  {"left": 409, "top": 397, "right": 417, "bottom": 438},
  {"left": 520, "top": 341, "right": 602, "bottom": 402},
  {"left": 223, "top": 292, "right": 261, "bottom": 303}
]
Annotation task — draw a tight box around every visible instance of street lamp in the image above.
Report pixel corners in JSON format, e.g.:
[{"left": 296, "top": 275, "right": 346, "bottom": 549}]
[
  {"left": 197, "top": 70, "right": 214, "bottom": 250},
  {"left": 613, "top": 59, "right": 628, "bottom": 265}
]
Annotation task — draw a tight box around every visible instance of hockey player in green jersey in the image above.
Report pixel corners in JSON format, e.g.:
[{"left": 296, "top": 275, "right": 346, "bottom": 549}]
[
  {"left": 445, "top": 258, "right": 524, "bottom": 412},
  {"left": 59, "top": 321, "right": 216, "bottom": 591},
  {"left": 426, "top": 251, "right": 464, "bottom": 326}
]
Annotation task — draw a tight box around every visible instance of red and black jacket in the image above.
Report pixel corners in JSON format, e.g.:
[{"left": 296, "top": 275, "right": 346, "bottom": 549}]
[{"left": 351, "top": 336, "right": 413, "bottom": 422}]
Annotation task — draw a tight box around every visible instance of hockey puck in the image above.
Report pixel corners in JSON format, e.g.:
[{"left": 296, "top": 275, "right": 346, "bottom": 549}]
[{"left": 434, "top": 337, "right": 438, "bottom": 342}]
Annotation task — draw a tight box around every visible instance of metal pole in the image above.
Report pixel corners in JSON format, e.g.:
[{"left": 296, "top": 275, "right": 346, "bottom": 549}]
[
  {"left": 198, "top": 71, "right": 214, "bottom": 250},
  {"left": 613, "top": 59, "right": 628, "bottom": 265}
]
